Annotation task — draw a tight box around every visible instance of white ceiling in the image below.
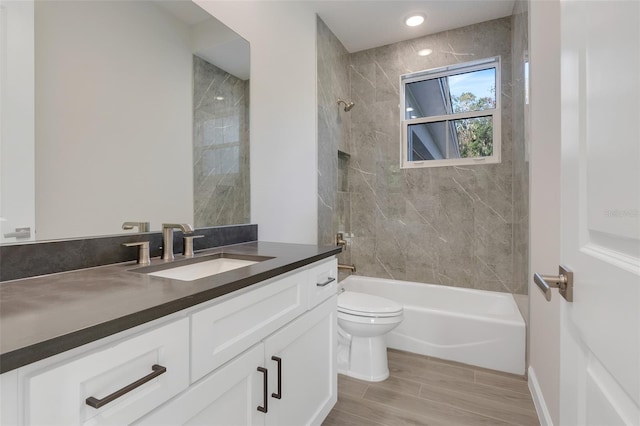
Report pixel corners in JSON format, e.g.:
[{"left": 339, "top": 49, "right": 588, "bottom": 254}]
[
  {"left": 309, "top": 1, "right": 516, "bottom": 53},
  {"left": 156, "top": 1, "right": 516, "bottom": 79}
]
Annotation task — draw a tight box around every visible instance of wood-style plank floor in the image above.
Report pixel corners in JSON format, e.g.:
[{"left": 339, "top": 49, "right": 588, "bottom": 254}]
[{"left": 323, "top": 349, "right": 540, "bottom": 426}]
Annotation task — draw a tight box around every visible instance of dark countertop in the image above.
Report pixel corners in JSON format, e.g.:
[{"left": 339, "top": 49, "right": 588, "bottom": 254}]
[{"left": 0, "top": 241, "right": 341, "bottom": 373}]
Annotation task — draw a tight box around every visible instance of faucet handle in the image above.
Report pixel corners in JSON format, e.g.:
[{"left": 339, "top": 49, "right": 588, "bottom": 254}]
[
  {"left": 122, "top": 222, "right": 150, "bottom": 232},
  {"left": 123, "top": 241, "right": 151, "bottom": 265},
  {"left": 183, "top": 235, "right": 204, "bottom": 257}
]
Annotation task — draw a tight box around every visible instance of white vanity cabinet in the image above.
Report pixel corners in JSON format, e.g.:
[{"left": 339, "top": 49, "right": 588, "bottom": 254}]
[
  {"left": 136, "top": 258, "right": 338, "bottom": 426},
  {"left": 137, "top": 297, "right": 336, "bottom": 426},
  {"left": 1, "top": 257, "right": 338, "bottom": 426}
]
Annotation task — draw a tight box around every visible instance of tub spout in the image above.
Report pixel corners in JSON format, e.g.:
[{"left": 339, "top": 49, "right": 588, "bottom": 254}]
[{"left": 338, "top": 263, "right": 356, "bottom": 273}]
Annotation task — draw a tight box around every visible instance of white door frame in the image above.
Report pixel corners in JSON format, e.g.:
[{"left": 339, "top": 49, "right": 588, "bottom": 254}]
[
  {"left": 528, "top": 0, "right": 562, "bottom": 424},
  {"left": 0, "top": 0, "right": 35, "bottom": 244}
]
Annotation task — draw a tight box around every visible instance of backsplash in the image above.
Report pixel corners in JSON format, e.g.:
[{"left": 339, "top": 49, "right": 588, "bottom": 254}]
[{"left": 0, "top": 224, "right": 257, "bottom": 282}]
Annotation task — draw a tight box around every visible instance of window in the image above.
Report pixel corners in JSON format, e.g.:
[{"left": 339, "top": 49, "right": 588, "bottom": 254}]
[{"left": 400, "top": 57, "right": 501, "bottom": 168}]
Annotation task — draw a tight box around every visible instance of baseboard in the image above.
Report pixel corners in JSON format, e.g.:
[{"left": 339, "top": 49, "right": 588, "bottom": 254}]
[{"left": 528, "top": 366, "right": 554, "bottom": 426}]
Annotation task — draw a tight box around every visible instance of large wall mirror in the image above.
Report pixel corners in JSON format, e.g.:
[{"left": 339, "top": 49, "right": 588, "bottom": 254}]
[{"left": 0, "top": 0, "right": 250, "bottom": 243}]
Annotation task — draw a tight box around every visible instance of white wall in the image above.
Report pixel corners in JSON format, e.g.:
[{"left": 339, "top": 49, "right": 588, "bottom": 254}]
[
  {"left": 35, "top": 1, "right": 193, "bottom": 240},
  {"left": 195, "top": 1, "right": 318, "bottom": 244},
  {"left": 528, "top": 0, "right": 561, "bottom": 424}
]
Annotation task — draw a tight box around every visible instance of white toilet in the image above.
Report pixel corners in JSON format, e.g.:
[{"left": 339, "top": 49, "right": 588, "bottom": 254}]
[{"left": 337, "top": 291, "right": 403, "bottom": 382}]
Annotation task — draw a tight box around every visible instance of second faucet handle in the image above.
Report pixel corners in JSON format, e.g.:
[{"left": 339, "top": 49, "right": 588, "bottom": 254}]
[{"left": 183, "top": 235, "right": 204, "bottom": 257}]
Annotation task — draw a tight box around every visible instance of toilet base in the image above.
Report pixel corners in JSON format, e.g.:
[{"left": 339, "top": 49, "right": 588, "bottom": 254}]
[
  {"left": 337, "top": 335, "right": 390, "bottom": 382},
  {"left": 338, "top": 367, "right": 389, "bottom": 382}
]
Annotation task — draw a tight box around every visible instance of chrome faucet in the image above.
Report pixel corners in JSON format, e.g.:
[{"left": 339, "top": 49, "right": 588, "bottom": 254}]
[{"left": 162, "top": 223, "right": 194, "bottom": 261}]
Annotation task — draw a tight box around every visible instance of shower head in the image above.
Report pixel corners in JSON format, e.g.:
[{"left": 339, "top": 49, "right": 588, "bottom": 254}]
[{"left": 337, "top": 99, "right": 355, "bottom": 112}]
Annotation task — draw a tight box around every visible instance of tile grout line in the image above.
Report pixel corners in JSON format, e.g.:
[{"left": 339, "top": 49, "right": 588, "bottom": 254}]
[
  {"left": 414, "top": 385, "right": 540, "bottom": 425},
  {"left": 363, "top": 387, "right": 523, "bottom": 426},
  {"left": 332, "top": 407, "right": 391, "bottom": 426},
  {"left": 417, "top": 381, "right": 540, "bottom": 416}
]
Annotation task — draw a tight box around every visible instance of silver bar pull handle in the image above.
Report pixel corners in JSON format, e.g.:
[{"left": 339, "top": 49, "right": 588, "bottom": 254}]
[
  {"left": 3, "top": 227, "right": 31, "bottom": 239},
  {"left": 317, "top": 277, "right": 336, "bottom": 287},
  {"left": 533, "top": 265, "right": 573, "bottom": 302}
]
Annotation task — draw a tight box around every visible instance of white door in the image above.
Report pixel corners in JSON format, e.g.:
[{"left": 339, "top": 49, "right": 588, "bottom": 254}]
[
  {"left": 0, "top": 0, "right": 35, "bottom": 243},
  {"left": 264, "top": 297, "right": 337, "bottom": 426},
  {"left": 558, "top": 1, "right": 640, "bottom": 424}
]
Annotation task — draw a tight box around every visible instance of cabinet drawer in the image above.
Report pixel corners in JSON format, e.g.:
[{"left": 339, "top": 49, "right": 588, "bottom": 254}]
[
  {"left": 307, "top": 258, "right": 338, "bottom": 308},
  {"left": 191, "top": 271, "right": 307, "bottom": 382},
  {"left": 24, "top": 318, "right": 189, "bottom": 426}
]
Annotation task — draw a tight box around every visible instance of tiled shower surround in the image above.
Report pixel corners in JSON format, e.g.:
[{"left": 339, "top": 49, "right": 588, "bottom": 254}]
[
  {"left": 317, "top": 17, "right": 351, "bottom": 254},
  {"left": 317, "top": 13, "right": 529, "bottom": 294},
  {"left": 193, "top": 56, "right": 250, "bottom": 227}
]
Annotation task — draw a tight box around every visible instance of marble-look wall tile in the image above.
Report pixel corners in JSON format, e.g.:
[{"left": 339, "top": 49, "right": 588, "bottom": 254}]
[
  {"left": 193, "top": 56, "right": 250, "bottom": 227},
  {"left": 317, "top": 17, "right": 351, "bottom": 250},
  {"left": 346, "top": 17, "right": 529, "bottom": 294},
  {"left": 511, "top": 1, "right": 530, "bottom": 295}
]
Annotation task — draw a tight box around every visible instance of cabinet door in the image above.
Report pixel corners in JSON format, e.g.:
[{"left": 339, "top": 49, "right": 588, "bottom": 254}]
[
  {"left": 1, "top": 370, "right": 18, "bottom": 426},
  {"left": 135, "top": 343, "right": 266, "bottom": 426},
  {"left": 264, "top": 296, "right": 337, "bottom": 426}
]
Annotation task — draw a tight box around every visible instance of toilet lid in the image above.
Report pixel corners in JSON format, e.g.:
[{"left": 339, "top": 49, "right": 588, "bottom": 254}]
[{"left": 338, "top": 291, "right": 403, "bottom": 317}]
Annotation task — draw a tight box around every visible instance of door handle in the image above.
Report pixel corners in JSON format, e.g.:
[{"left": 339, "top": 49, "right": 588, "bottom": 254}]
[
  {"left": 271, "top": 356, "right": 282, "bottom": 399},
  {"left": 3, "top": 227, "right": 31, "bottom": 239},
  {"left": 533, "top": 265, "right": 573, "bottom": 302},
  {"left": 257, "top": 367, "right": 268, "bottom": 413}
]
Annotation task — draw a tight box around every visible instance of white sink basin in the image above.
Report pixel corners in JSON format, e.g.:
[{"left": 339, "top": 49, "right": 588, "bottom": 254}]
[{"left": 147, "top": 258, "right": 258, "bottom": 281}]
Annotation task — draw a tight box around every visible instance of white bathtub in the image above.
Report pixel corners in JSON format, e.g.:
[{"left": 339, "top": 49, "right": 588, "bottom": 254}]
[{"left": 340, "top": 275, "right": 526, "bottom": 375}]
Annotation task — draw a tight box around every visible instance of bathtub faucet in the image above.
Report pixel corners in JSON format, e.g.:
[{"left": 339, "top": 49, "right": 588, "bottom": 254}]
[{"left": 338, "top": 264, "right": 356, "bottom": 273}]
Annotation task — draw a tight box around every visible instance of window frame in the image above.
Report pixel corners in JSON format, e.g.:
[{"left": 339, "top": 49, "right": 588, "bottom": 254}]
[{"left": 400, "top": 56, "right": 502, "bottom": 169}]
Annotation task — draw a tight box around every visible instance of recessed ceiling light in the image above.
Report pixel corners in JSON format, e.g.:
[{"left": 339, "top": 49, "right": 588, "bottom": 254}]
[
  {"left": 215, "top": 96, "right": 224, "bottom": 101},
  {"left": 411, "top": 115, "right": 417, "bottom": 119},
  {"left": 405, "top": 15, "right": 425, "bottom": 27},
  {"left": 406, "top": 107, "right": 414, "bottom": 112},
  {"left": 418, "top": 49, "right": 433, "bottom": 57}
]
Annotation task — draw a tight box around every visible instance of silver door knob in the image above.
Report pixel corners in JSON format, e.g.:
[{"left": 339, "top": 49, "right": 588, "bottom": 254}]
[{"left": 533, "top": 265, "right": 573, "bottom": 302}]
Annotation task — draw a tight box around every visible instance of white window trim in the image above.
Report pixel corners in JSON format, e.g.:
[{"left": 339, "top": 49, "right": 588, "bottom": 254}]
[{"left": 400, "top": 56, "right": 501, "bottom": 169}]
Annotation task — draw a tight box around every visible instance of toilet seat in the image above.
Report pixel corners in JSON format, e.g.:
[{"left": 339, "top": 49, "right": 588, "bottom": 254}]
[{"left": 338, "top": 291, "right": 403, "bottom": 318}]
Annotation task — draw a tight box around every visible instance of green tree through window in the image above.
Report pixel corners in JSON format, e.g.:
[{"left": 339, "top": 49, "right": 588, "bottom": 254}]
[{"left": 452, "top": 91, "right": 495, "bottom": 158}]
